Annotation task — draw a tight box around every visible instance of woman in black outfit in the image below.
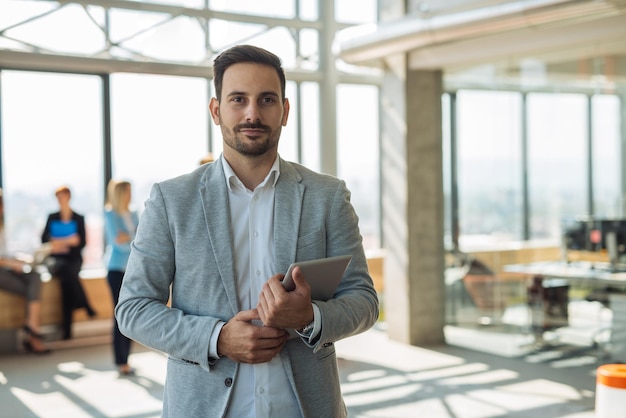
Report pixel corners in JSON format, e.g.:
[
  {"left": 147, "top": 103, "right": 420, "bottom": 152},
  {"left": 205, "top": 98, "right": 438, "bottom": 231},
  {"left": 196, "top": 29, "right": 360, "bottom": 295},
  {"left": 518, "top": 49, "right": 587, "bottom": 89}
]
[{"left": 41, "top": 185, "right": 96, "bottom": 340}]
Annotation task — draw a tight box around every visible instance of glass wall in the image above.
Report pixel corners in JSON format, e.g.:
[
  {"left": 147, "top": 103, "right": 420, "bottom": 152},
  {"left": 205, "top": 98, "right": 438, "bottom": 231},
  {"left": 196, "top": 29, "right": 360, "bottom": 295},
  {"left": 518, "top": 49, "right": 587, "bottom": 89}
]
[
  {"left": 110, "top": 73, "right": 209, "bottom": 208},
  {"left": 592, "top": 94, "right": 622, "bottom": 218},
  {"left": 450, "top": 89, "right": 622, "bottom": 249},
  {"left": 0, "top": 0, "right": 381, "bottom": 273},
  {"left": 527, "top": 93, "right": 588, "bottom": 239},
  {"left": 456, "top": 90, "right": 523, "bottom": 247},
  {"left": 1, "top": 71, "right": 105, "bottom": 267},
  {"left": 337, "top": 84, "right": 380, "bottom": 249}
]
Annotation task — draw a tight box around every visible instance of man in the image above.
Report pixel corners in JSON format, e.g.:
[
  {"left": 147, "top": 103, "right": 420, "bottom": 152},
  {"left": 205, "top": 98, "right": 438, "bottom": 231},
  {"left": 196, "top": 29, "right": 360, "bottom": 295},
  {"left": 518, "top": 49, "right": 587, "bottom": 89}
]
[{"left": 116, "top": 44, "right": 379, "bottom": 417}]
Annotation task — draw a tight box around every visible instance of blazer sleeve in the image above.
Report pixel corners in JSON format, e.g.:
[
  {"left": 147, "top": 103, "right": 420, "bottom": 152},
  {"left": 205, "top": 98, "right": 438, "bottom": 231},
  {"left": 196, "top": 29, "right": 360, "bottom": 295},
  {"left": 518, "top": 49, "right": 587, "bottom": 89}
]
[
  {"left": 115, "top": 182, "right": 225, "bottom": 372},
  {"left": 304, "top": 179, "right": 380, "bottom": 352}
]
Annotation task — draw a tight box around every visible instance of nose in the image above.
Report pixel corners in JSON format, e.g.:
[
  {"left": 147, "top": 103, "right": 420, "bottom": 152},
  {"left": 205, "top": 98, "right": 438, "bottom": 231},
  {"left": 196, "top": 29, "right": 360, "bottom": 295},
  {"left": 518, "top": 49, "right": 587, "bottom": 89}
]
[{"left": 245, "top": 102, "right": 261, "bottom": 122}]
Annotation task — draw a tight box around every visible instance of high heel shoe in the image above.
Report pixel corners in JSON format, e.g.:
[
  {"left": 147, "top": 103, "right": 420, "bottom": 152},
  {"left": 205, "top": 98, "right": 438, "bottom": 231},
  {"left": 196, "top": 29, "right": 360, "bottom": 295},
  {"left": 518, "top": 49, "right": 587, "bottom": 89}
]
[
  {"left": 23, "top": 325, "right": 43, "bottom": 339},
  {"left": 23, "top": 340, "right": 51, "bottom": 355},
  {"left": 22, "top": 326, "right": 52, "bottom": 355},
  {"left": 118, "top": 365, "right": 135, "bottom": 376}
]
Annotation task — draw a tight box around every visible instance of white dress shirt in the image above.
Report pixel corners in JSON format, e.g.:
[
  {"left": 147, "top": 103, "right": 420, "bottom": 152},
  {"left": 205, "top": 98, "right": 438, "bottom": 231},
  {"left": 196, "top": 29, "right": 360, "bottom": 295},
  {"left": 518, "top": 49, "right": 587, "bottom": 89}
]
[{"left": 217, "top": 155, "right": 301, "bottom": 418}]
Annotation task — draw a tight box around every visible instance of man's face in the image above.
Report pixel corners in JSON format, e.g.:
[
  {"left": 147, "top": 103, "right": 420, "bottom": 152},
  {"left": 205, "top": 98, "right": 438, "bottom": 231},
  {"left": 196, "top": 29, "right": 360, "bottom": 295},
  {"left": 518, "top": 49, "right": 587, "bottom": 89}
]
[{"left": 209, "top": 62, "right": 289, "bottom": 157}]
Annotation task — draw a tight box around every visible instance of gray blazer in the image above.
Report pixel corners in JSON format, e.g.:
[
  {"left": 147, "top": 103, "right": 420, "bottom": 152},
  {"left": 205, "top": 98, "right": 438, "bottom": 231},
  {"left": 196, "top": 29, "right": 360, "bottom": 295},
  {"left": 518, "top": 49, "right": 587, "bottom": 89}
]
[{"left": 116, "top": 157, "right": 379, "bottom": 418}]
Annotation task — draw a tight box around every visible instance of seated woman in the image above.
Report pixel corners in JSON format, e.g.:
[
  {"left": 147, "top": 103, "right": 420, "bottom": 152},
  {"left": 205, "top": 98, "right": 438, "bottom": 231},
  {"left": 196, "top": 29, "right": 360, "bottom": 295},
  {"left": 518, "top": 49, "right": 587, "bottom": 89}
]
[{"left": 0, "top": 189, "right": 50, "bottom": 354}]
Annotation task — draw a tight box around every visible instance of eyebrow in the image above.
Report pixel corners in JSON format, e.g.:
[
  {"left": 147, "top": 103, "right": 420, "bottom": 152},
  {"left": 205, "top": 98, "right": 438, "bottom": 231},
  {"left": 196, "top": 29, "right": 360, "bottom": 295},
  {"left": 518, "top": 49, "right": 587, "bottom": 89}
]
[{"left": 226, "top": 90, "right": 280, "bottom": 98}]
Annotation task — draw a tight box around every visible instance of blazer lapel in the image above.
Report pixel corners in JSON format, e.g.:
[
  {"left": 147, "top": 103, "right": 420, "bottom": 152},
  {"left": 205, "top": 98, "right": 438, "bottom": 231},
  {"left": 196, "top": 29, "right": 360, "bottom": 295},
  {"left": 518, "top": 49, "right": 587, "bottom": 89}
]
[
  {"left": 200, "top": 159, "right": 240, "bottom": 314},
  {"left": 274, "top": 159, "right": 304, "bottom": 275}
]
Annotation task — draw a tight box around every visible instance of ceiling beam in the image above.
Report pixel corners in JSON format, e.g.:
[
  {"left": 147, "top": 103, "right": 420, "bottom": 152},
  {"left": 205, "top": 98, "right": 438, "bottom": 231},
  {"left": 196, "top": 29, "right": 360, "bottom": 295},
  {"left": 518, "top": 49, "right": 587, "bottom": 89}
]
[{"left": 337, "top": 0, "right": 626, "bottom": 65}]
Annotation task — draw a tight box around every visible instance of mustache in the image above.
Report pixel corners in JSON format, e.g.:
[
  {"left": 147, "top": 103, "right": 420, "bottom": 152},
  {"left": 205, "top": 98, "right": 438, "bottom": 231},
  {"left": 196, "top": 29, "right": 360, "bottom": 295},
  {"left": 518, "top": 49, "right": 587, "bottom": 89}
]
[{"left": 236, "top": 122, "right": 269, "bottom": 131}]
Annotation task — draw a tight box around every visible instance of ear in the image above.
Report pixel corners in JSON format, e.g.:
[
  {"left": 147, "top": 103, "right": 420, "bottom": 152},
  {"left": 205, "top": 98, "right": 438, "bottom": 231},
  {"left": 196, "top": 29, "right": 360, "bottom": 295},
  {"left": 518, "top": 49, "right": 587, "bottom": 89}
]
[
  {"left": 282, "top": 98, "right": 290, "bottom": 126},
  {"left": 209, "top": 98, "right": 220, "bottom": 125}
]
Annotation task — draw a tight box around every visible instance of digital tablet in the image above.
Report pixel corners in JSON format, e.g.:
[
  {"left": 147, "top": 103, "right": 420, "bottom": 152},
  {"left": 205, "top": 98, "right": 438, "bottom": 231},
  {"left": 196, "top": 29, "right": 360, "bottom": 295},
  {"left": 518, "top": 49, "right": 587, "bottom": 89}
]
[{"left": 282, "top": 255, "right": 352, "bottom": 300}]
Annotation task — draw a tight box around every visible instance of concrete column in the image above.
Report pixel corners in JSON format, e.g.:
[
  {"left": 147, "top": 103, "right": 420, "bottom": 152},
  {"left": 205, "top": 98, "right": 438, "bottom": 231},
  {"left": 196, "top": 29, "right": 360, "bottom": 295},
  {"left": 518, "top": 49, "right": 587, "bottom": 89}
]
[
  {"left": 318, "top": 1, "right": 337, "bottom": 176},
  {"left": 617, "top": 88, "right": 626, "bottom": 218},
  {"left": 381, "top": 55, "right": 445, "bottom": 346}
]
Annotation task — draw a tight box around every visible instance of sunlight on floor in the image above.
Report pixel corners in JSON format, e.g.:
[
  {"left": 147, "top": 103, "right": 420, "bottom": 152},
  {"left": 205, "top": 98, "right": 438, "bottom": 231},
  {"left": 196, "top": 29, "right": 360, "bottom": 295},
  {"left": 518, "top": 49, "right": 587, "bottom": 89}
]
[{"left": 7, "top": 350, "right": 165, "bottom": 418}]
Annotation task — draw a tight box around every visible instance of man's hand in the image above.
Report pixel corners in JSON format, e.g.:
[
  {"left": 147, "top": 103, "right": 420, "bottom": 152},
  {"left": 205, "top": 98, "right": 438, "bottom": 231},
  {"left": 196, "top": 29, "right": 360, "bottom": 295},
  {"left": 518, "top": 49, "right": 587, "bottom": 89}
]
[
  {"left": 257, "top": 266, "right": 314, "bottom": 330},
  {"left": 217, "top": 309, "right": 288, "bottom": 364}
]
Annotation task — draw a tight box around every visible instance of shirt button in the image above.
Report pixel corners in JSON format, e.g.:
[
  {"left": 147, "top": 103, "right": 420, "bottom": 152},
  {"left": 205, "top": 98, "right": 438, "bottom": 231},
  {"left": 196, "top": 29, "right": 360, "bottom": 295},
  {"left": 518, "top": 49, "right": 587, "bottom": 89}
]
[
  {"left": 259, "top": 388, "right": 265, "bottom": 394},
  {"left": 225, "top": 378, "right": 233, "bottom": 387}
]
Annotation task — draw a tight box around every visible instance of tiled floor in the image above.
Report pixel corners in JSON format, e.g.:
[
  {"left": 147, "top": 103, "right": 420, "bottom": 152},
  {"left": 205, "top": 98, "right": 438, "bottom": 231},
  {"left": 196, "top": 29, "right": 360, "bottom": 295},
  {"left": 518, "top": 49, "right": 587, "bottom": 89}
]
[{"left": 0, "top": 321, "right": 607, "bottom": 418}]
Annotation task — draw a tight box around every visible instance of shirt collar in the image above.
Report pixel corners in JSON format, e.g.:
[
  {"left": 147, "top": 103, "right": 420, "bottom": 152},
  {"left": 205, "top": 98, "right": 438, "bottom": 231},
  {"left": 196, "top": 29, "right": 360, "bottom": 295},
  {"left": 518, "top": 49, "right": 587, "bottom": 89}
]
[{"left": 221, "top": 154, "right": 281, "bottom": 192}]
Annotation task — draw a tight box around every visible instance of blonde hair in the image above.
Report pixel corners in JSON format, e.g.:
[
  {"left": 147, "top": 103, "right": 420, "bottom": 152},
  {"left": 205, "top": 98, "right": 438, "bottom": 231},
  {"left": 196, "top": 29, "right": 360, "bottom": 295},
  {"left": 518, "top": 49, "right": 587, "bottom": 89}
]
[
  {"left": 106, "top": 180, "right": 131, "bottom": 213},
  {"left": 55, "top": 185, "right": 71, "bottom": 197}
]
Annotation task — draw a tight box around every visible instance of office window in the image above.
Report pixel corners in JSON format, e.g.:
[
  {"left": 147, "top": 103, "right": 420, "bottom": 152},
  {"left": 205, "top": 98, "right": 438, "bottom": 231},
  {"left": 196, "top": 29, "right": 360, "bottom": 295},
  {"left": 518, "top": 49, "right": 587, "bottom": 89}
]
[
  {"left": 0, "top": 0, "right": 383, "bottom": 273},
  {"left": 149, "top": 0, "right": 206, "bottom": 7},
  {"left": 209, "top": 0, "right": 296, "bottom": 18},
  {"left": 442, "top": 93, "right": 453, "bottom": 248},
  {"left": 277, "top": 81, "right": 299, "bottom": 162},
  {"left": 592, "top": 94, "right": 621, "bottom": 217},
  {"left": 527, "top": 93, "right": 587, "bottom": 239},
  {"left": 299, "top": 0, "right": 319, "bottom": 21},
  {"left": 300, "top": 82, "right": 321, "bottom": 171},
  {"left": 337, "top": 84, "right": 380, "bottom": 250},
  {"left": 109, "top": 10, "right": 207, "bottom": 63},
  {"left": 209, "top": 22, "right": 299, "bottom": 69},
  {"left": 110, "top": 73, "right": 209, "bottom": 210},
  {"left": 0, "top": 2, "right": 105, "bottom": 55},
  {"left": 456, "top": 90, "right": 523, "bottom": 247},
  {"left": 336, "top": 0, "right": 378, "bottom": 24},
  {"left": 0, "top": 70, "right": 104, "bottom": 266}
]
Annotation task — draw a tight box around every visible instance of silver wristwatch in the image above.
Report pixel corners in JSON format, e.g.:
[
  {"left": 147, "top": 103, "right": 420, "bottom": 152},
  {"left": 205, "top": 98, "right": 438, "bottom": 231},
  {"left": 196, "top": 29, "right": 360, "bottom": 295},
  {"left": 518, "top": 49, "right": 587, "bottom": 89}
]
[{"left": 299, "top": 321, "right": 315, "bottom": 335}]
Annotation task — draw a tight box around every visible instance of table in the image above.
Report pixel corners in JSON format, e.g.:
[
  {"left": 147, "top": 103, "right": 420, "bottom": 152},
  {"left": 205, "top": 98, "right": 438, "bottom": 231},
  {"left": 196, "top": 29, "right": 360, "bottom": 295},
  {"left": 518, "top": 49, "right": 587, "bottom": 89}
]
[
  {"left": 504, "top": 261, "right": 626, "bottom": 288},
  {"left": 504, "top": 261, "right": 626, "bottom": 361}
]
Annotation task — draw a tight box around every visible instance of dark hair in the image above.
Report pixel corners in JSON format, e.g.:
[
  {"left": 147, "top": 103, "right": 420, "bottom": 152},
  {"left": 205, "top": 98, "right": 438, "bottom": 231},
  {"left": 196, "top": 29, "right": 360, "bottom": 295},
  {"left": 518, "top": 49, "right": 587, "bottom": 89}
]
[{"left": 213, "top": 45, "right": 286, "bottom": 102}]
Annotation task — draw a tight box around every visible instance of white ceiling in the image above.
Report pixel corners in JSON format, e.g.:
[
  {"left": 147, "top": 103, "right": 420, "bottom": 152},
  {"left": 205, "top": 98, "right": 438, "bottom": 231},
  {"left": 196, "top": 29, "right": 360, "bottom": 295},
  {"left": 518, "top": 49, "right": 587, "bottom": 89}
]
[{"left": 336, "top": 0, "right": 626, "bottom": 91}]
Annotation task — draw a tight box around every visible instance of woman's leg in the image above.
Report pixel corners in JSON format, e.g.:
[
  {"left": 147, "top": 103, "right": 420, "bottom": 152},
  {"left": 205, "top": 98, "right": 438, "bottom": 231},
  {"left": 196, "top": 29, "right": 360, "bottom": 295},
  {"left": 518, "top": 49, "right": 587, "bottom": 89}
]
[
  {"left": 54, "top": 260, "right": 80, "bottom": 339},
  {"left": 24, "top": 300, "right": 50, "bottom": 352},
  {"left": 22, "top": 271, "right": 43, "bottom": 332},
  {"left": 0, "top": 269, "right": 49, "bottom": 352},
  {"left": 55, "top": 258, "right": 95, "bottom": 340},
  {"left": 107, "top": 270, "right": 132, "bottom": 370}
]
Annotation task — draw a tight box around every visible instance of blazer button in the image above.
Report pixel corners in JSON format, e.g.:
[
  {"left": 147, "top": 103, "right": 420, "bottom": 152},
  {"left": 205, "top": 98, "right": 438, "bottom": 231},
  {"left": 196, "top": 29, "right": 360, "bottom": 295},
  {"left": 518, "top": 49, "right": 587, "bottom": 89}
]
[{"left": 224, "top": 378, "right": 233, "bottom": 387}]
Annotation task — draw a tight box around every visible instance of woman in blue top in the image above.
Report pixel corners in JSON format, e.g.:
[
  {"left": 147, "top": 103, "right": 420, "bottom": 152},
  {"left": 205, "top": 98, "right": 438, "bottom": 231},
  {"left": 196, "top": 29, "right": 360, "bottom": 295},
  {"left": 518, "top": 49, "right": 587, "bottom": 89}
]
[{"left": 104, "top": 179, "right": 139, "bottom": 376}]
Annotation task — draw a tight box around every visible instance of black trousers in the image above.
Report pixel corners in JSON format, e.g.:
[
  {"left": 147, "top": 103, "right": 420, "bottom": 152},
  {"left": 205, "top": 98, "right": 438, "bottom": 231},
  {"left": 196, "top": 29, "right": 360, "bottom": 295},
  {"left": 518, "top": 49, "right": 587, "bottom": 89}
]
[
  {"left": 50, "top": 257, "right": 91, "bottom": 339},
  {"left": 107, "top": 270, "right": 131, "bottom": 366}
]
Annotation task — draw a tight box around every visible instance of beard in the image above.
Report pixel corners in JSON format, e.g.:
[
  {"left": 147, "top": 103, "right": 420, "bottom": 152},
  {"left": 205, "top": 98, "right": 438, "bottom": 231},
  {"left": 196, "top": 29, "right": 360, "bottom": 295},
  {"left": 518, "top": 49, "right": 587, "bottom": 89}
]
[{"left": 221, "top": 120, "right": 282, "bottom": 157}]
